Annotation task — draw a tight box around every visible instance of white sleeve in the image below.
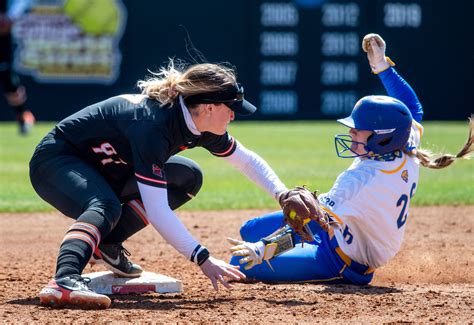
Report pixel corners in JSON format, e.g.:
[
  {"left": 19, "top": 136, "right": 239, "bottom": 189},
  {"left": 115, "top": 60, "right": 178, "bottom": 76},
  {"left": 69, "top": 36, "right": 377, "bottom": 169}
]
[
  {"left": 137, "top": 182, "right": 199, "bottom": 260},
  {"left": 221, "top": 140, "right": 287, "bottom": 199}
]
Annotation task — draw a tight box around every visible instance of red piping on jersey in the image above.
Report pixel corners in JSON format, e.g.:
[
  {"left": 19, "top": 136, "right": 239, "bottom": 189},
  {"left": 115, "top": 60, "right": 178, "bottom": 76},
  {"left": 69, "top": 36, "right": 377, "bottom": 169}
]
[
  {"left": 134, "top": 173, "right": 167, "bottom": 185},
  {"left": 211, "top": 137, "right": 235, "bottom": 156}
]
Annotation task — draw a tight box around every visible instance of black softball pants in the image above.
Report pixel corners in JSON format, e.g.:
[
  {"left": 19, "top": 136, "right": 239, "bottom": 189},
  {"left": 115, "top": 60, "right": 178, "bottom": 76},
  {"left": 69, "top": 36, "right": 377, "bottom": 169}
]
[{"left": 29, "top": 132, "right": 203, "bottom": 277}]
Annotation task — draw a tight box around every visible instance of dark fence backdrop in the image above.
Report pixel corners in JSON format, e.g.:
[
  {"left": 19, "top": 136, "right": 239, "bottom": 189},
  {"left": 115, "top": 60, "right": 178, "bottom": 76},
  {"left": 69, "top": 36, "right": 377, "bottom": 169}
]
[{"left": 1, "top": 0, "right": 472, "bottom": 122}]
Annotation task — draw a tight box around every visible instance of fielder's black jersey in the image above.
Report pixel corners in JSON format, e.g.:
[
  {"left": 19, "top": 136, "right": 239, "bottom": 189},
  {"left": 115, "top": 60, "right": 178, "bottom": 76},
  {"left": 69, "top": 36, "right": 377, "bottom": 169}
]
[{"left": 54, "top": 95, "right": 237, "bottom": 188}]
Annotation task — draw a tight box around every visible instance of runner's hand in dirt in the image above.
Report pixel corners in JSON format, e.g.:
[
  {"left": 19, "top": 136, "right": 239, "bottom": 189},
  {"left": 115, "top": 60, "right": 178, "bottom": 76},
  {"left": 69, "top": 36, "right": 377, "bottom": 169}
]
[{"left": 199, "top": 256, "right": 246, "bottom": 290}]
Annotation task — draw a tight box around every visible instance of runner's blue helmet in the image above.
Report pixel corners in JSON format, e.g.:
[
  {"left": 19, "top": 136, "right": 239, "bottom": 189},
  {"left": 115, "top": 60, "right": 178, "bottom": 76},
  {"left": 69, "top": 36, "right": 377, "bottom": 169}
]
[{"left": 335, "top": 96, "right": 413, "bottom": 157}]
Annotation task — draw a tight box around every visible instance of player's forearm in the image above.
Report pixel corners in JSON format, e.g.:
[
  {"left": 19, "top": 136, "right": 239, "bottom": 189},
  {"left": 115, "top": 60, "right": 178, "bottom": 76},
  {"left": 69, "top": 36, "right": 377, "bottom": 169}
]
[
  {"left": 222, "top": 141, "right": 287, "bottom": 199},
  {"left": 378, "top": 67, "right": 424, "bottom": 122},
  {"left": 137, "top": 182, "right": 200, "bottom": 259},
  {"left": 146, "top": 206, "right": 200, "bottom": 259}
]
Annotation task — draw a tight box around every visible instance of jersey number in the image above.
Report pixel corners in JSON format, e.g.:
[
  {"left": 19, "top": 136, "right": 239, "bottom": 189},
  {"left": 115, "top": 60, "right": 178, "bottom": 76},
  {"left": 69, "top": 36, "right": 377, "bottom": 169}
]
[
  {"left": 396, "top": 182, "right": 417, "bottom": 229},
  {"left": 92, "top": 143, "right": 127, "bottom": 166},
  {"left": 342, "top": 225, "right": 353, "bottom": 244}
]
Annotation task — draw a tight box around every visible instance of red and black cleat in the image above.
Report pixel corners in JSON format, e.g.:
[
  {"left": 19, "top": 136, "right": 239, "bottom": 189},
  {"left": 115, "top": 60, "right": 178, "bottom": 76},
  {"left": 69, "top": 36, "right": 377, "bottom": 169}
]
[{"left": 39, "top": 275, "right": 111, "bottom": 309}]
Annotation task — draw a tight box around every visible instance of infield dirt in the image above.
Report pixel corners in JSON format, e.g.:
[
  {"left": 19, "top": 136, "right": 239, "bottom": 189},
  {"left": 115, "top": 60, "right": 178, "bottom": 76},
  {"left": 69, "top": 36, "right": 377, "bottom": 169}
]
[{"left": 1, "top": 206, "right": 473, "bottom": 323}]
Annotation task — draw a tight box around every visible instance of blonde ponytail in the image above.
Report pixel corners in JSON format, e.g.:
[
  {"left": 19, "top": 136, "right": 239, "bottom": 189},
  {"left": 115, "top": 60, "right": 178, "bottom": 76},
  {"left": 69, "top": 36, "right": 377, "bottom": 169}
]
[
  {"left": 137, "top": 59, "right": 237, "bottom": 107},
  {"left": 136, "top": 60, "right": 183, "bottom": 107},
  {"left": 407, "top": 117, "right": 474, "bottom": 169}
]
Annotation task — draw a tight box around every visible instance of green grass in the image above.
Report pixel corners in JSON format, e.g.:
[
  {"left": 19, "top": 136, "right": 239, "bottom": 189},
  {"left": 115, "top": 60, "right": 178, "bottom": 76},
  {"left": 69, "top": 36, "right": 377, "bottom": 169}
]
[{"left": 0, "top": 121, "right": 472, "bottom": 212}]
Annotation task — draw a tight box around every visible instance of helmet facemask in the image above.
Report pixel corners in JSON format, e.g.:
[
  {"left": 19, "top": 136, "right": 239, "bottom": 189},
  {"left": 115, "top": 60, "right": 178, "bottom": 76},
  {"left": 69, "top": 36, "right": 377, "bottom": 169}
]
[{"left": 335, "top": 134, "right": 370, "bottom": 158}]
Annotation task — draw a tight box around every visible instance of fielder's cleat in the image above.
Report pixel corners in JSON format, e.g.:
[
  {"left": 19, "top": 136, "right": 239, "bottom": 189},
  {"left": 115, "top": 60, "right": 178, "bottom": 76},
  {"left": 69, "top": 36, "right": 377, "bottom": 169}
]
[
  {"left": 17, "top": 110, "right": 36, "bottom": 135},
  {"left": 39, "top": 275, "right": 111, "bottom": 309},
  {"left": 92, "top": 243, "right": 143, "bottom": 278}
]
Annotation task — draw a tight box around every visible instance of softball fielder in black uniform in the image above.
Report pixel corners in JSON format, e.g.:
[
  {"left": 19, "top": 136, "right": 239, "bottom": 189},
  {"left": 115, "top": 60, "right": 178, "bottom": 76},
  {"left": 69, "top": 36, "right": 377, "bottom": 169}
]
[{"left": 31, "top": 61, "right": 289, "bottom": 309}]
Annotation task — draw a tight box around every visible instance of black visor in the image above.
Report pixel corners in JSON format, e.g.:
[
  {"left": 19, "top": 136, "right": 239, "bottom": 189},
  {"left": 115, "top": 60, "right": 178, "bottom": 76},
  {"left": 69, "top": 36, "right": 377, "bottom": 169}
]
[{"left": 185, "top": 83, "right": 257, "bottom": 116}]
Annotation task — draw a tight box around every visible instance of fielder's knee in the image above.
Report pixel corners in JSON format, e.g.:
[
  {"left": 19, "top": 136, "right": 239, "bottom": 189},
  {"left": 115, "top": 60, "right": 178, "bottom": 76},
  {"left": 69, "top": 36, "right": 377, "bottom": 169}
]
[
  {"left": 185, "top": 160, "right": 203, "bottom": 197},
  {"left": 165, "top": 156, "right": 203, "bottom": 209},
  {"left": 166, "top": 155, "right": 203, "bottom": 196}
]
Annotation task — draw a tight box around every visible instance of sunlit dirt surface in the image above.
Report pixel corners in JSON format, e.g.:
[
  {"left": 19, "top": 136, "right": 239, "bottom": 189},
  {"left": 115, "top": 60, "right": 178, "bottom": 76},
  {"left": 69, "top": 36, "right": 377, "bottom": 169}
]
[{"left": 1, "top": 206, "right": 472, "bottom": 323}]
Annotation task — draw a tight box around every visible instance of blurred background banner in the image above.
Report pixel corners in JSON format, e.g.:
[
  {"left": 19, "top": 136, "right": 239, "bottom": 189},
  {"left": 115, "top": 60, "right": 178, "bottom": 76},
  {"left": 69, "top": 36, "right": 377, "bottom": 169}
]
[
  {"left": 12, "top": 0, "right": 127, "bottom": 85},
  {"left": 1, "top": 0, "right": 472, "bottom": 121}
]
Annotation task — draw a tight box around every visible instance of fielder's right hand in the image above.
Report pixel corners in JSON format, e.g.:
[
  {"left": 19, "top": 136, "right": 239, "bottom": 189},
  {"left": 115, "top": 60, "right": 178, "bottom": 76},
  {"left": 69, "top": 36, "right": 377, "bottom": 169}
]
[{"left": 199, "top": 256, "right": 246, "bottom": 290}]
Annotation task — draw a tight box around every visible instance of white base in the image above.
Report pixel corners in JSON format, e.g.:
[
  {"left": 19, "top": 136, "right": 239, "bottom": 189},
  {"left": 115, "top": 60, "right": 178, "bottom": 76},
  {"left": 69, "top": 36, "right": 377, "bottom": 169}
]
[{"left": 83, "top": 271, "right": 183, "bottom": 295}]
